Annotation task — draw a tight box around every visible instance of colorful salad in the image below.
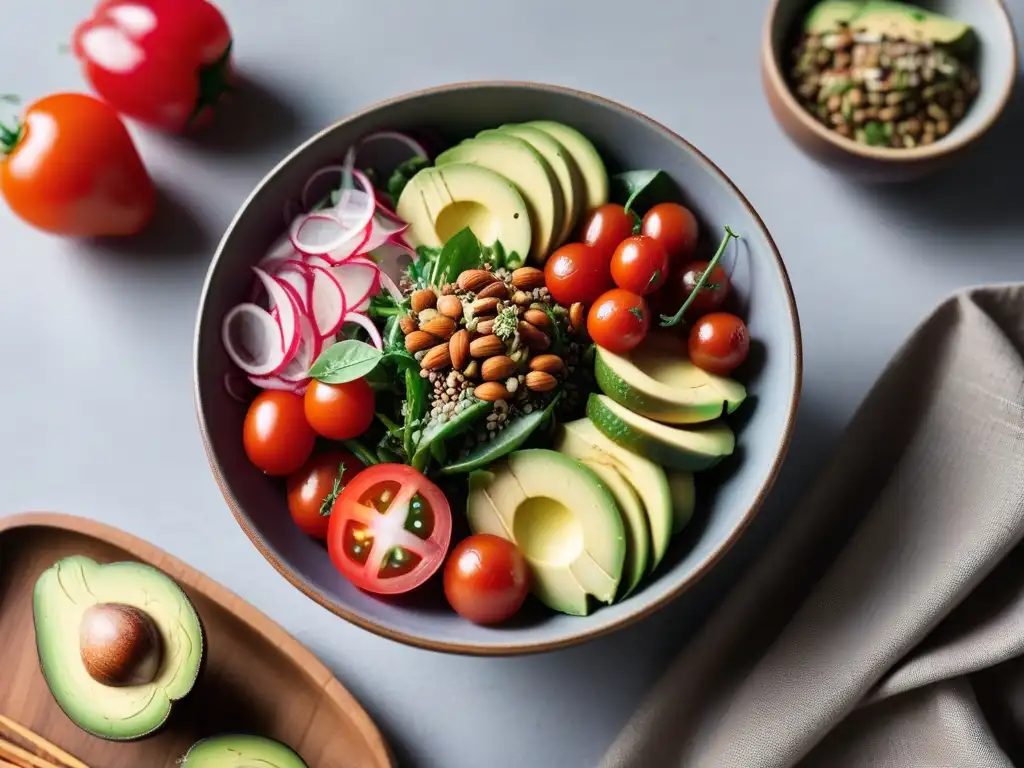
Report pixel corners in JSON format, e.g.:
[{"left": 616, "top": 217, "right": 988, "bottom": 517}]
[{"left": 222, "top": 123, "right": 754, "bottom": 623}]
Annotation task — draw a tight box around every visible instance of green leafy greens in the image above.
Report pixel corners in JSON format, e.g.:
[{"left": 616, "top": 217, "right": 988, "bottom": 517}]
[
  {"left": 308, "top": 340, "right": 383, "bottom": 384},
  {"left": 611, "top": 170, "right": 681, "bottom": 215}
]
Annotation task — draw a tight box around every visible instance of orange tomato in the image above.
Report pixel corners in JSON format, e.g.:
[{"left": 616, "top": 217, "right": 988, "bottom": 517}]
[{"left": 0, "top": 93, "right": 155, "bottom": 237}]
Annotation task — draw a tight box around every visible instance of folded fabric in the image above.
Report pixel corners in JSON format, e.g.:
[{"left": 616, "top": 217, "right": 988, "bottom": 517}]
[{"left": 601, "top": 285, "right": 1024, "bottom": 768}]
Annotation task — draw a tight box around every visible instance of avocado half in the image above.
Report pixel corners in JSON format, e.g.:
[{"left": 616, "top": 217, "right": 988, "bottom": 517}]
[
  {"left": 181, "top": 734, "right": 308, "bottom": 767},
  {"left": 33, "top": 556, "right": 205, "bottom": 741}
]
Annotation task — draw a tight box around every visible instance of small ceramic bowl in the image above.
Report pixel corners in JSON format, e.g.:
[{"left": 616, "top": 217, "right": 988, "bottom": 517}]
[
  {"left": 762, "top": 0, "right": 1018, "bottom": 181},
  {"left": 194, "top": 82, "right": 802, "bottom": 655}
]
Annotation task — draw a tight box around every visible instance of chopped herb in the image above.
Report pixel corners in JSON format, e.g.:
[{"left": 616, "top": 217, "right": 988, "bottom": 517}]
[
  {"left": 493, "top": 307, "right": 518, "bottom": 340},
  {"left": 318, "top": 463, "right": 347, "bottom": 517}
]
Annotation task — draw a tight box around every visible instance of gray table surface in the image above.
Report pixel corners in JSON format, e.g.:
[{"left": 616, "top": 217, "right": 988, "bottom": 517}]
[{"left": 2, "top": 1, "right": 1022, "bottom": 766}]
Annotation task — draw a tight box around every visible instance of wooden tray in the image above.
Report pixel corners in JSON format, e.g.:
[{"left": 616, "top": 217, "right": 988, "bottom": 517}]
[{"left": 0, "top": 513, "right": 394, "bottom": 768}]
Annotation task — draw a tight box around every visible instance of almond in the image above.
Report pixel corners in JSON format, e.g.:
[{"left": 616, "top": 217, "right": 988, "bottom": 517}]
[
  {"left": 569, "top": 302, "right": 585, "bottom": 334},
  {"left": 410, "top": 289, "right": 437, "bottom": 313},
  {"left": 529, "top": 354, "right": 564, "bottom": 375},
  {"left": 449, "top": 330, "right": 469, "bottom": 371},
  {"left": 518, "top": 321, "right": 550, "bottom": 352},
  {"left": 405, "top": 330, "right": 437, "bottom": 354},
  {"left": 399, "top": 315, "right": 418, "bottom": 335},
  {"left": 473, "top": 382, "right": 510, "bottom": 402},
  {"left": 436, "top": 294, "right": 464, "bottom": 320},
  {"left": 476, "top": 318, "right": 495, "bottom": 336},
  {"left": 471, "top": 297, "right": 500, "bottom": 316},
  {"left": 458, "top": 269, "right": 497, "bottom": 293},
  {"left": 523, "top": 309, "right": 551, "bottom": 330},
  {"left": 512, "top": 290, "right": 532, "bottom": 306},
  {"left": 477, "top": 281, "right": 509, "bottom": 300},
  {"left": 420, "top": 344, "right": 452, "bottom": 370},
  {"left": 482, "top": 355, "right": 516, "bottom": 382},
  {"left": 525, "top": 371, "right": 558, "bottom": 392},
  {"left": 470, "top": 334, "right": 505, "bottom": 358},
  {"left": 511, "top": 266, "right": 545, "bottom": 291},
  {"left": 421, "top": 315, "right": 457, "bottom": 340}
]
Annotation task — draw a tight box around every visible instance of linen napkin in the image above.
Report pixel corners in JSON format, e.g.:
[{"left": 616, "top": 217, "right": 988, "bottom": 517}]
[{"left": 601, "top": 284, "right": 1024, "bottom": 768}]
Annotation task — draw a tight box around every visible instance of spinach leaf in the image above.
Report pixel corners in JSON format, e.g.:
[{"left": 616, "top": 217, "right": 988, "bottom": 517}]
[
  {"left": 308, "top": 340, "right": 383, "bottom": 384},
  {"left": 541, "top": 305, "right": 564, "bottom": 356},
  {"left": 611, "top": 170, "right": 680, "bottom": 215},
  {"left": 381, "top": 350, "right": 419, "bottom": 371},
  {"left": 411, "top": 399, "right": 492, "bottom": 472},
  {"left": 441, "top": 394, "right": 562, "bottom": 475},
  {"left": 430, "top": 227, "right": 484, "bottom": 287},
  {"left": 386, "top": 155, "right": 429, "bottom": 201},
  {"left": 403, "top": 368, "right": 428, "bottom": 457},
  {"left": 368, "top": 293, "right": 402, "bottom": 319},
  {"left": 343, "top": 439, "right": 380, "bottom": 467}
]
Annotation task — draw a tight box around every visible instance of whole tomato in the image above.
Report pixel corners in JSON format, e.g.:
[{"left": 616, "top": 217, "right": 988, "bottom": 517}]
[
  {"left": 587, "top": 289, "right": 650, "bottom": 354},
  {"left": 304, "top": 378, "right": 375, "bottom": 440},
  {"left": 667, "top": 260, "right": 731, "bottom": 317},
  {"left": 73, "top": 0, "right": 233, "bottom": 132},
  {"left": 444, "top": 534, "right": 530, "bottom": 625},
  {"left": 689, "top": 312, "right": 750, "bottom": 375},
  {"left": 580, "top": 203, "right": 635, "bottom": 261},
  {"left": 544, "top": 242, "right": 614, "bottom": 308},
  {"left": 286, "top": 451, "right": 364, "bottom": 540},
  {"left": 0, "top": 93, "right": 155, "bottom": 237},
  {"left": 642, "top": 203, "right": 699, "bottom": 265},
  {"left": 242, "top": 391, "right": 316, "bottom": 476},
  {"left": 610, "top": 235, "right": 670, "bottom": 296}
]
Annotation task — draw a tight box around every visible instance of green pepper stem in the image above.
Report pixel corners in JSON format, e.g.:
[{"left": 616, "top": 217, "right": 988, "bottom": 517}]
[{"left": 660, "top": 226, "right": 739, "bottom": 327}]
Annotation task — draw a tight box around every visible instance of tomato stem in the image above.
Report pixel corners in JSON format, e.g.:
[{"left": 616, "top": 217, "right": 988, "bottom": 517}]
[
  {"left": 187, "top": 40, "right": 234, "bottom": 126},
  {"left": 0, "top": 118, "right": 23, "bottom": 156},
  {"left": 660, "top": 226, "right": 739, "bottom": 327}
]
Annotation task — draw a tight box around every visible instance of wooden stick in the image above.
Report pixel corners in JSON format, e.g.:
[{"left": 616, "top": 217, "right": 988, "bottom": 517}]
[
  {"left": 0, "top": 718, "right": 88, "bottom": 768},
  {"left": 0, "top": 758, "right": 28, "bottom": 768},
  {"left": 0, "top": 737, "right": 61, "bottom": 768}
]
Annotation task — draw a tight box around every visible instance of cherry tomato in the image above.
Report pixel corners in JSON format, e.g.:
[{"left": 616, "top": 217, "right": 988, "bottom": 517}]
[
  {"left": 0, "top": 94, "right": 154, "bottom": 237},
  {"left": 587, "top": 289, "right": 650, "bottom": 354},
  {"left": 286, "top": 451, "right": 365, "bottom": 540},
  {"left": 670, "top": 260, "right": 731, "bottom": 316},
  {"left": 242, "top": 391, "right": 316, "bottom": 476},
  {"left": 610, "top": 235, "right": 670, "bottom": 296},
  {"left": 642, "top": 203, "right": 700, "bottom": 265},
  {"left": 688, "top": 312, "right": 750, "bottom": 375},
  {"left": 580, "top": 203, "right": 635, "bottom": 261},
  {"left": 73, "top": 0, "right": 233, "bottom": 132},
  {"left": 544, "top": 242, "right": 614, "bottom": 308},
  {"left": 328, "top": 464, "right": 452, "bottom": 595},
  {"left": 304, "top": 378, "right": 375, "bottom": 441},
  {"left": 444, "top": 534, "right": 530, "bottom": 625}
]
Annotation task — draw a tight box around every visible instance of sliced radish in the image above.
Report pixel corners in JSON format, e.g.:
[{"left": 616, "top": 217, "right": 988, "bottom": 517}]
[
  {"left": 276, "top": 260, "right": 313, "bottom": 312},
  {"left": 360, "top": 212, "right": 410, "bottom": 254},
  {"left": 307, "top": 265, "right": 347, "bottom": 338},
  {"left": 224, "top": 372, "right": 255, "bottom": 403},
  {"left": 329, "top": 260, "right": 380, "bottom": 313},
  {"left": 354, "top": 131, "right": 429, "bottom": 178},
  {"left": 253, "top": 267, "right": 300, "bottom": 362},
  {"left": 277, "top": 315, "right": 321, "bottom": 383},
  {"left": 222, "top": 304, "right": 289, "bottom": 377},
  {"left": 289, "top": 213, "right": 348, "bottom": 255},
  {"left": 343, "top": 312, "right": 383, "bottom": 350},
  {"left": 249, "top": 373, "right": 307, "bottom": 394},
  {"left": 371, "top": 241, "right": 416, "bottom": 285},
  {"left": 301, "top": 164, "right": 353, "bottom": 213}
]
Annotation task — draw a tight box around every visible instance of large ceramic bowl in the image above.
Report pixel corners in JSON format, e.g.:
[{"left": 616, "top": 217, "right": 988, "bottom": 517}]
[{"left": 194, "top": 82, "right": 802, "bottom": 655}]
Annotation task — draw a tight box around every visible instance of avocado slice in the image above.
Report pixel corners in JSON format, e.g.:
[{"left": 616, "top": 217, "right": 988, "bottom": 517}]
[
  {"left": 667, "top": 470, "right": 696, "bottom": 534},
  {"left": 33, "top": 556, "right": 204, "bottom": 741},
  {"left": 587, "top": 394, "right": 735, "bottom": 472},
  {"left": 804, "top": 1, "right": 865, "bottom": 33},
  {"left": 395, "top": 164, "right": 532, "bottom": 261},
  {"left": 466, "top": 449, "right": 625, "bottom": 615},
  {"left": 851, "top": 1, "right": 975, "bottom": 48},
  {"left": 181, "top": 734, "right": 308, "bottom": 767},
  {"left": 574, "top": 456, "right": 649, "bottom": 598},
  {"left": 595, "top": 332, "right": 746, "bottom": 425},
  {"left": 557, "top": 418, "right": 673, "bottom": 574},
  {"left": 437, "top": 133, "right": 565, "bottom": 262},
  {"left": 522, "top": 121, "right": 609, "bottom": 214},
  {"left": 487, "top": 124, "right": 585, "bottom": 246}
]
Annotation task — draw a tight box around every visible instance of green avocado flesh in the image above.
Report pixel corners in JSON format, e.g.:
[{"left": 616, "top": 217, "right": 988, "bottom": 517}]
[
  {"left": 181, "top": 734, "right": 308, "bottom": 767},
  {"left": 33, "top": 556, "right": 204, "bottom": 741},
  {"left": 467, "top": 449, "right": 625, "bottom": 616},
  {"left": 804, "top": 0, "right": 974, "bottom": 48},
  {"left": 804, "top": 0, "right": 864, "bottom": 32},
  {"left": 595, "top": 332, "right": 746, "bottom": 425}
]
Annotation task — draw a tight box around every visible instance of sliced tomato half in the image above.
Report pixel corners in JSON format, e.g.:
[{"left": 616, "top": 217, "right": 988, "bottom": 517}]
[{"left": 327, "top": 464, "right": 452, "bottom": 595}]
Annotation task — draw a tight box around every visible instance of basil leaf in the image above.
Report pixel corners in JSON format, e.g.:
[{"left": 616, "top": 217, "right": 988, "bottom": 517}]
[
  {"left": 343, "top": 439, "right": 379, "bottom": 467},
  {"left": 611, "top": 170, "right": 680, "bottom": 215},
  {"left": 441, "top": 394, "right": 562, "bottom": 475},
  {"left": 308, "top": 339, "right": 383, "bottom": 384},
  {"left": 403, "top": 368, "right": 428, "bottom": 457},
  {"left": 431, "top": 227, "right": 484, "bottom": 286},
  {"left": 411, "top": 399, "right": 492, "bottom": 472}
]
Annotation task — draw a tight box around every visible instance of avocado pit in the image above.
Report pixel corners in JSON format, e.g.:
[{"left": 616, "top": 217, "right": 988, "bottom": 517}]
[{"left": 79, "top": 603, "right": 163, "bottom": 687}]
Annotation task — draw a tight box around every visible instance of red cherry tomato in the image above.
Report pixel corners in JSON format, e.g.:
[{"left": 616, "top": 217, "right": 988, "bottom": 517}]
[
  {"left": 671, "top": 260, "right": 731, "bottom": 316},
  {"left": 304, "top": 378, "right": 375, "bottom": 440},
  {"left": 642, "top": 203, "right": 700, "bottom": 265},
  {"left": 0, "top": 94, "right": 155, "bottom": 237},
  {"left": 587, "top": 289, "right": 650, "bottom": 354},
  {"left": 242, "top": 391, "right": 316, "bottom": 476},
  {"left": 286, "top": 451, "right": 365, "bottom": 540},
  {"left": 444, "top": 534, "right": 530, "bottom": 625},
  {"left": 327, "top": 464, "right": 452, "bottom": 595},
  {"left": 73, "top": 0, "right": 233, "bottom": 132},
  {"left": 544, "top": 242, "right": 614, "bottom": 308},
  {"left": 580, "top": 203, "right": 635, "bottom": 261},
  {"left": 688, "top": 312, "right": 750, "bottom": 375},
  {"left": 610, "top": 236, "right": 670, "bottom": 296}
]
